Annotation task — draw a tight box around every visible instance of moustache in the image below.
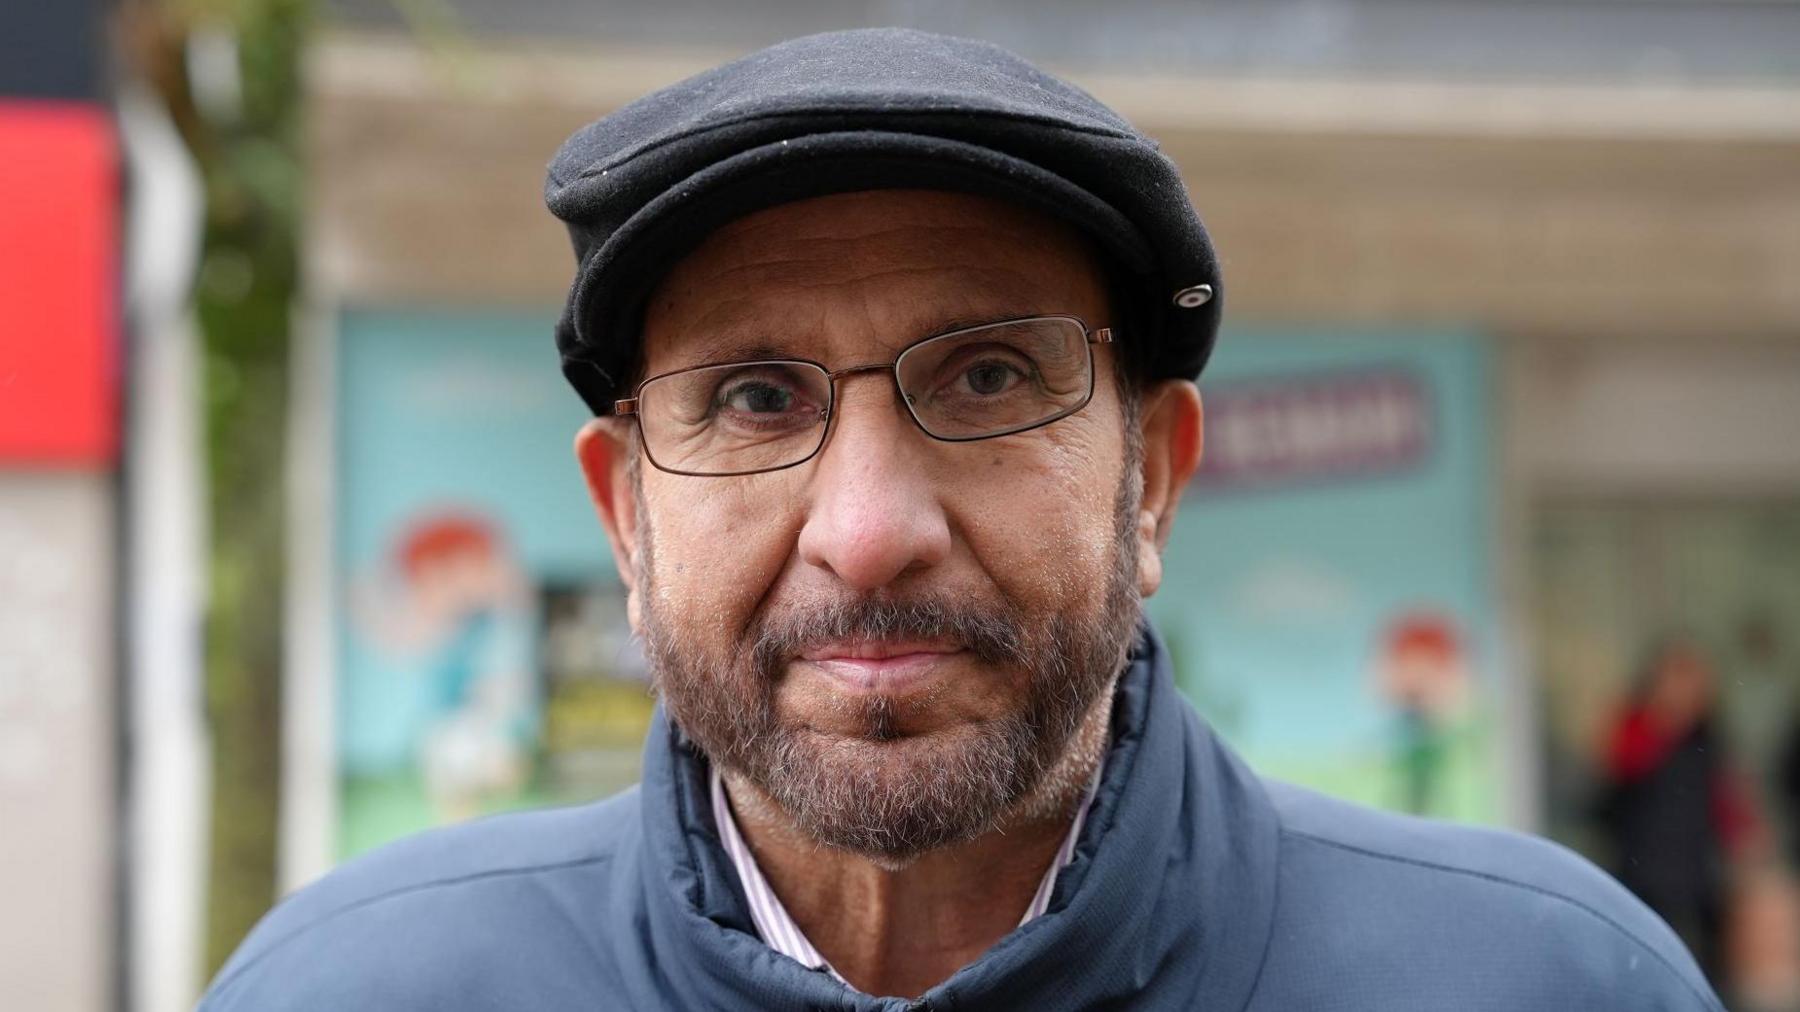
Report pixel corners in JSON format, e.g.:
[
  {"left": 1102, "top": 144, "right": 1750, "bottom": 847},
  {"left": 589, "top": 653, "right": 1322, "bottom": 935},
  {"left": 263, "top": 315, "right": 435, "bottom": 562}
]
[{"left": 748, "top": 594, "right": 1034, "bottom": 677}]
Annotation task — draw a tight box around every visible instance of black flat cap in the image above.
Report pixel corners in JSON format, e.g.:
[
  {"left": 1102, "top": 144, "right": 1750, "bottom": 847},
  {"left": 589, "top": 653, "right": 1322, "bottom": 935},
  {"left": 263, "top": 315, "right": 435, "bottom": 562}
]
[{"left": 545, "top": 27, "right": 1222, "bottom": 415}]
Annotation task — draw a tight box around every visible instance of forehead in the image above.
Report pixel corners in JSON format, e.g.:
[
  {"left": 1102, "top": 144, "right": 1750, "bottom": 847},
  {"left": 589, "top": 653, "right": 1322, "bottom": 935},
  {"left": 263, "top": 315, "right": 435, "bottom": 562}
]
[{"left": 639, "top": 190, "right": 1110, "bottom": 369}]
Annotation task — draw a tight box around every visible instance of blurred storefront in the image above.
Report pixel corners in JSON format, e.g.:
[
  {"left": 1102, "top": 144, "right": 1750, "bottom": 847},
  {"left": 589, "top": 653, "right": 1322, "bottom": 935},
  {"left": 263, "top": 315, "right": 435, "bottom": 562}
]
[
  {"left": 1521, "top": 347, "right": 1800, "bottom": 1003},
  {"left": 292, "top": 17, "right": 1800, "bottom": 824},
  {"left": 85, "top": 2, "right": 1800, "bottom": 1010}
]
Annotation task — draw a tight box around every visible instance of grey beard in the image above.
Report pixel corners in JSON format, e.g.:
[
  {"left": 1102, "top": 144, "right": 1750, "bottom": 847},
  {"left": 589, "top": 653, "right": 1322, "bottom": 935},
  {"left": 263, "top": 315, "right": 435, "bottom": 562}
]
[{"left": 638, "top": 474, "right": 1143, "bottom": 865}]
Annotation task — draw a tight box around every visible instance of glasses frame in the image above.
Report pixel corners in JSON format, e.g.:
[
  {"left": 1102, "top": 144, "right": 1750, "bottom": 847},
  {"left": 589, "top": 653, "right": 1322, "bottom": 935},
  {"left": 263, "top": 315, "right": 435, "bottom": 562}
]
[{"left": 613, "top": 314, "right": 1114, "bottom": 477}]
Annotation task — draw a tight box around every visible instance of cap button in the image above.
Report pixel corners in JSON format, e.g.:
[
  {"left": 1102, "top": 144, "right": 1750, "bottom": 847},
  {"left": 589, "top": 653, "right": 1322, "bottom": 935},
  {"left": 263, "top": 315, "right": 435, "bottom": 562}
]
[{"left": 1172, "top": 284, "right": 1214, "bottom": 309}]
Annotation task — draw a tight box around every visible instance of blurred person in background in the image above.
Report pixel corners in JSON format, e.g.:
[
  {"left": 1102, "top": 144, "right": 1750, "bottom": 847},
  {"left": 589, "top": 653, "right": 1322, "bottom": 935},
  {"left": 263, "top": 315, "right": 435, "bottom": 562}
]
[
  {"left": 199, "top": 28, "right": 1721, "bottom": 1010},
  {"left": 1597, "top": 638, "right": 1763, "bottom": 987}
]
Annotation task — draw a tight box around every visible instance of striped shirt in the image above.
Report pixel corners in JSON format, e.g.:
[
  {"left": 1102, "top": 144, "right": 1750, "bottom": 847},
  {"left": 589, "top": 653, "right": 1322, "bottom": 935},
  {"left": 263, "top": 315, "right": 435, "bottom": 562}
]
[{"left": 709, "top": 762, "right": 1102, "bottom": 987}]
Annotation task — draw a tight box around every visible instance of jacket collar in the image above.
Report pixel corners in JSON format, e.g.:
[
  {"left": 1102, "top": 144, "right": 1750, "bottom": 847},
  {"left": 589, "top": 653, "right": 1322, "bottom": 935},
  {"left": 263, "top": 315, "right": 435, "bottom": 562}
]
[{"left": 634, "top": 622, "right": 1281, "bottom": 1011}]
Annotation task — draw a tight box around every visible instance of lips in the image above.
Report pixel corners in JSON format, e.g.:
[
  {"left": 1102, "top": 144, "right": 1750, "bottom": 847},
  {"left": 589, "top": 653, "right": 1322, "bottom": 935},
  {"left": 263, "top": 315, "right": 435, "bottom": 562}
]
[{"left": 796, "top": 640, "right": 964, "bottom": 692}]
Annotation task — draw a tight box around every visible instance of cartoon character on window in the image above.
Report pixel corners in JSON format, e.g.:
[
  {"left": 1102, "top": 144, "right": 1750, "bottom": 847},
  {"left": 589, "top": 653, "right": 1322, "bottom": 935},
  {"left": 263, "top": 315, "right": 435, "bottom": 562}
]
[
  {"left": 1373, "top": 612, "right": 1471, "bottom": 815},
  {"left": 374, "top": 510, "right": 536, "bottom": 822}
]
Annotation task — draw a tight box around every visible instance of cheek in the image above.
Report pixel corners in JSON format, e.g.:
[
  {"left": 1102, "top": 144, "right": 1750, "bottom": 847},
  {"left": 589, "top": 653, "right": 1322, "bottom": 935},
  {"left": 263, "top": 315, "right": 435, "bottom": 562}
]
[
  {"left": 641, "top": 478, "right": 799, "bottom": 640},
  {"left": 955, "top": 426, "right": 1121, "bottom": 608}
]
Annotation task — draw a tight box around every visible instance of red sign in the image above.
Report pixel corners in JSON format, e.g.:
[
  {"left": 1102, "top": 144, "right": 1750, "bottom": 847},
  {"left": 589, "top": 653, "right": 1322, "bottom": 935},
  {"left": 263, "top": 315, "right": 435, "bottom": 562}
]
[
  {"left": 0, "top": 100, "right": 117, "bottom": 465},
  {"left": 1193, "top": 368, "right": 1431, "bottom": 490}
]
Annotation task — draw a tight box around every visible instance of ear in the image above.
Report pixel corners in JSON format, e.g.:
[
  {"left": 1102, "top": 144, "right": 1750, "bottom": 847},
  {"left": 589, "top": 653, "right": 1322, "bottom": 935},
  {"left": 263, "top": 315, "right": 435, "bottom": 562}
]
[
  {"left": 574, "top": 417, "right": 645, "bottom": 633},
  {"left": 1133, "top": 380, "right": 1204, "bottom": 598}
]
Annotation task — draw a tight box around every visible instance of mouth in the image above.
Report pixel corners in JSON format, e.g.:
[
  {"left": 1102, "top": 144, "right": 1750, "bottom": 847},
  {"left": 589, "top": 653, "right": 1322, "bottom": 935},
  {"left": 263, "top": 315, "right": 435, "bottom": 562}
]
[{"left": 796, "top": 639, "right": 965, "bottom": 693}]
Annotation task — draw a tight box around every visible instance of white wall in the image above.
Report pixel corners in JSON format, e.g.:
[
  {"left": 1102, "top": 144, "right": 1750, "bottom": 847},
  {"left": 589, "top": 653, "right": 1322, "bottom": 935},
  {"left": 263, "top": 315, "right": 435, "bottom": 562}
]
[
  {"left": 1511, "top": 338, "right": 1800, "bottom": 497},
  {"left": 0, "top": 473, "right": 115, "bottom": 1012}
]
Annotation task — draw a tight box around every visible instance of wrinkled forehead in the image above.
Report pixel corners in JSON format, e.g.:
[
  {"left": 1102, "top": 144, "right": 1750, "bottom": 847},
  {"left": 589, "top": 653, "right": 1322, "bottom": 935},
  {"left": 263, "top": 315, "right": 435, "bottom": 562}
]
[{"left": 637, "top": 190, "right": 1112, "bottom": 373}]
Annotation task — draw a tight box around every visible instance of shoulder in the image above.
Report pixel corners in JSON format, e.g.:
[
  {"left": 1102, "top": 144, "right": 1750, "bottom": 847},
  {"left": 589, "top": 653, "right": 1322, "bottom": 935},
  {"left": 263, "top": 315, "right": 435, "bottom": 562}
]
[
  {"left": 1254, "top": 779, "right": 1721, "bottom": 1011},
  {"left": 200, "top": 788, "right": 643, "bottom": 1012}
]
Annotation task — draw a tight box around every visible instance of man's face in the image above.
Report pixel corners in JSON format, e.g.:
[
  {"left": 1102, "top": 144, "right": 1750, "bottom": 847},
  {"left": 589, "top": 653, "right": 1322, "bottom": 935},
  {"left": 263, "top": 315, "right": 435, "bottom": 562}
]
[{"left": 579, "top": 190, "right": 1195, "bottom": 864}]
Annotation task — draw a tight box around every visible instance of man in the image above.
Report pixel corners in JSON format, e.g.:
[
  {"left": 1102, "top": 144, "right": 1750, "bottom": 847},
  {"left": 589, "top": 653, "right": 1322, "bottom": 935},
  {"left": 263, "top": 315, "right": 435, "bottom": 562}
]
[{"left": 203, "top": 28, "right": 1721, "bottom": 1010}]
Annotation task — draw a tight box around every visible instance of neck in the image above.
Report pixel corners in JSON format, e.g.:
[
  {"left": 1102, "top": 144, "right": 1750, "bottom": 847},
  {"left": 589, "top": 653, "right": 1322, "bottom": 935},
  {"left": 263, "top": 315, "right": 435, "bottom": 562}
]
[{"left": 720, "top": 691, "right": 1114, "bottom": 998}]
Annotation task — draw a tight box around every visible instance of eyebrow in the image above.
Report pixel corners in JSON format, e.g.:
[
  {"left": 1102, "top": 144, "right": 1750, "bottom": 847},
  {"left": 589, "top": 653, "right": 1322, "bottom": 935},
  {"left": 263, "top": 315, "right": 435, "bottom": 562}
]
[
  {"left": 683, "top": 339, "right": 793, "bottom": 368},
  {"left": 675, "top": 310, "right": 1049, "bottom": 369}
]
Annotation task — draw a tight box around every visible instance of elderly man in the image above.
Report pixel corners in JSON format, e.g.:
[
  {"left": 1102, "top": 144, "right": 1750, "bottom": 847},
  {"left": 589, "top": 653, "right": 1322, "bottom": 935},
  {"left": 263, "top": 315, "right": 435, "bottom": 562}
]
[{"left": 203, "top": 28, "right": 1720, "bottom": 1011}]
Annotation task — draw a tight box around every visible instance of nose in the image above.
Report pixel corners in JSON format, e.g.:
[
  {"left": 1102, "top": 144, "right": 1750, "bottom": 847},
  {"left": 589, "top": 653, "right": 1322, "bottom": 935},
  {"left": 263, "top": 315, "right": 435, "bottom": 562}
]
[{"left": 796, "top": 376, "right": 952, "bottom": 592}]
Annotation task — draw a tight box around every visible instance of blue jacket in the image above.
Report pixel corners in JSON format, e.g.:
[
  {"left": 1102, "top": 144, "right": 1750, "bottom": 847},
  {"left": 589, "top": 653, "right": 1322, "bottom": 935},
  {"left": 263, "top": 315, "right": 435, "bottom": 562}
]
[{"left": 202, "top": 626, "right": 1721, "bottom": 1010}]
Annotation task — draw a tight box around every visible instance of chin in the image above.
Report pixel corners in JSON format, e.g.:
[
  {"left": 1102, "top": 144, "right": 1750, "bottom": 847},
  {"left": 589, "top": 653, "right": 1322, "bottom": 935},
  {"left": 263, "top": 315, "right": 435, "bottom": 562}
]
[
  {"left": 788, "top": 686, "right": 986, "bottom": 743},
  {"left": 757, "top": 717, "right": 1038, "bottom": 861}
]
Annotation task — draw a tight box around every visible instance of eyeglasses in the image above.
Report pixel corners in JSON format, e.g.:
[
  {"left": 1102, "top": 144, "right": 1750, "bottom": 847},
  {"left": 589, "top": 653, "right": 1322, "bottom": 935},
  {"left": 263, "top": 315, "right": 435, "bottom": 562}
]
[{"left": 614, "top": 315, "right": 1113, "bottom": 477}]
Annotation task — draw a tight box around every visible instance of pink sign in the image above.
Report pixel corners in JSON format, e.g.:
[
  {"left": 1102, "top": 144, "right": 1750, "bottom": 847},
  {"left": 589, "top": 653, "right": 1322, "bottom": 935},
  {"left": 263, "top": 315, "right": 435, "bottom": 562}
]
[{"left": 1193, "top": 369, "right": 1431, "bottom": 490}]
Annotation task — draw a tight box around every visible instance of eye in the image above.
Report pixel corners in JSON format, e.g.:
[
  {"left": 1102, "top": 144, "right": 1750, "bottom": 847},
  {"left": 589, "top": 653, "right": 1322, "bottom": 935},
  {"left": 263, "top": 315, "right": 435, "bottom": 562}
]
[
  {"left": 721, "top": 380, "right": 795, "bottom": 415},
  {"left": 952, "top": 356, "right": 1031, "bottom": 398},
  {"left": 963, "top": 361, "right": 1019, "bottom": 395}
]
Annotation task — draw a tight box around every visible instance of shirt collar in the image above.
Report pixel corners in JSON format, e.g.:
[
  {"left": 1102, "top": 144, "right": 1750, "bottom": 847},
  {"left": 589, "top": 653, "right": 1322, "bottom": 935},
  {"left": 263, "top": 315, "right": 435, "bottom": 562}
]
[{"left": 708, "top": 754, "right": 1105, "bottom": 988}]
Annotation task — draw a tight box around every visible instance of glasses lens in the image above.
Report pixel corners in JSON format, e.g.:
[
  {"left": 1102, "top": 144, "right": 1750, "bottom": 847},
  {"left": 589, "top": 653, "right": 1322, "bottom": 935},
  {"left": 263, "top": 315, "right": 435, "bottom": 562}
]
[
  {"left": 896, "top": 317, "right": 1093, "bottom": 439},
  {"left": 637, "top": 360, "right": 830, "bottom": 475}
]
